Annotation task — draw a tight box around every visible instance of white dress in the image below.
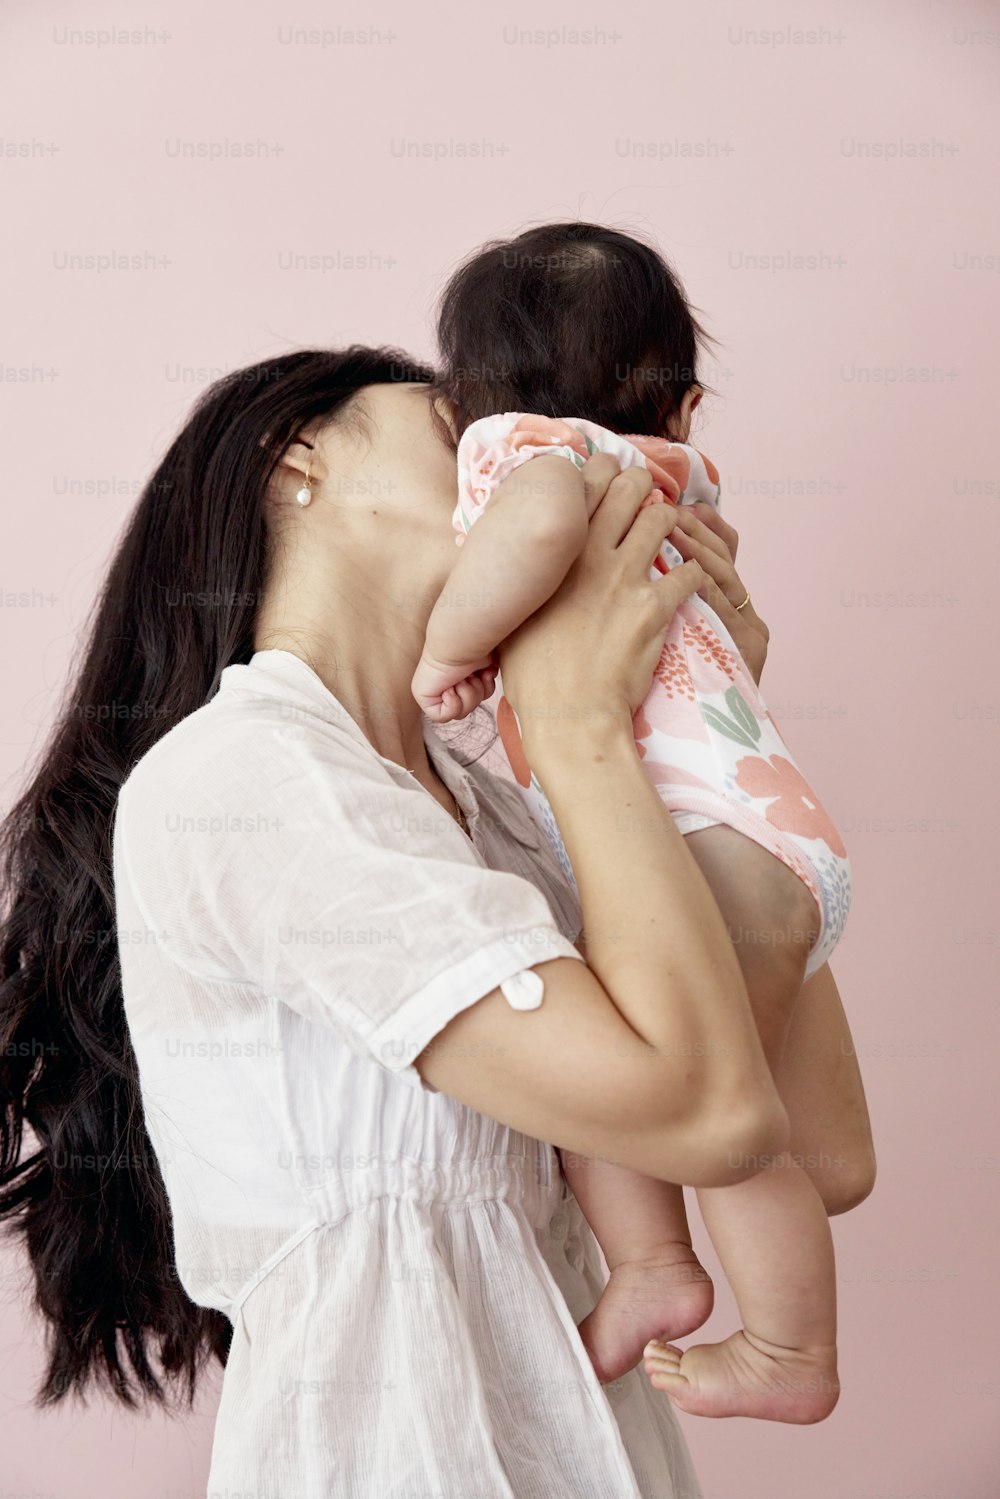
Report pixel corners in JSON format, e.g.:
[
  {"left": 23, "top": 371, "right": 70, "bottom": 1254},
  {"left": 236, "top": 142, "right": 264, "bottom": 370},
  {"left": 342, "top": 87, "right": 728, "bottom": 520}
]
[{"left": 112, "top": 647, "right": 704, "bottom": 1498}]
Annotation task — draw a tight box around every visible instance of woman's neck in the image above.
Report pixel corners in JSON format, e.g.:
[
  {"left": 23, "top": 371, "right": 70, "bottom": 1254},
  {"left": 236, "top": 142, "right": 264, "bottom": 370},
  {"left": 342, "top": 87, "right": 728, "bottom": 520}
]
[
  {"left": 254, "top": 380, "right": 463, "bottom": 789},
  {"left": 255, "top": 614, "right": 430, "bottom": 777}
]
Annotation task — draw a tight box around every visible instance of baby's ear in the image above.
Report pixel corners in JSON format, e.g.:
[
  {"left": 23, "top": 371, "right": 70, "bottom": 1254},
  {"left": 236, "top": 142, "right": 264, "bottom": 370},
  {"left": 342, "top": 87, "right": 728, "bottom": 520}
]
[
  {"left": 680, "top": 386, "right": 703, "bottom": 426},
  {"left": 666, "top": 386, "right": 704, "bottom": 443}
]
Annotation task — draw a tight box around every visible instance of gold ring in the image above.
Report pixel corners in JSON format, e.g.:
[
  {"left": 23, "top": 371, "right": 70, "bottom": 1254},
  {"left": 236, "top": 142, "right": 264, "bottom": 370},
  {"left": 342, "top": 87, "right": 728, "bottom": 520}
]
[{"left": 734, "top": 590, "right": 751, "bottom": 612}]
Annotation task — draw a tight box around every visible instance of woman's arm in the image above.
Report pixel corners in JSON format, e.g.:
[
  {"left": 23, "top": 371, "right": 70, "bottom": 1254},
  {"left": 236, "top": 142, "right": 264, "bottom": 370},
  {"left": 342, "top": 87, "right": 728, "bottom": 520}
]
[
  {"left": 415, "top": 457, "right": 789, "bottom": 1189},
  {"left": 414, "top": 455, "right": 588, "bottom": 719}
]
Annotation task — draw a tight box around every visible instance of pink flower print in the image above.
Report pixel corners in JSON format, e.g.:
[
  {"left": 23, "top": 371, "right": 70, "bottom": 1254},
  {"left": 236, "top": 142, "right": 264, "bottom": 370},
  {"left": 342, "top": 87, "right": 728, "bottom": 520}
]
[
  {"left": 684, "top": 617, "right": 741, "bottom": 694},
  {"left": 469, "top": 449, "right": 505, "bottom": 508},
  {"left": 459, "top": 431, "right": 492, "bottom": 473},
  {"left": 734, "top": 754, "right": 848, "bottom": 856},
  {"left": 644, "top": 762, "right": 718, "bottom": 792},
  {"left": 508, "top": 415, "right": 591, "bottom": 459},
  {"left": 627, "top": 437, "right": 721, "bottom": 503},
  {"left": 652, "top": 638, "right": 697, "bottom": 703},
  {"left": 641, "top": 671, "right": 711, "bottom": 745},
  {"left": 497, "top": 696, "right": 533, "bottom": 788},
  {"left": 632, "top": 708, "right": 715, "bottom": 787},
  {"left": 633, "top": 703, "right": 653, "bottom": 744},
  {"left": 626, "top": 435, "right": 687, "bottom": 504},
  {"left": 649, "top": 617, "right": 740, "bottom": 711},
  {"left": 694, "top": 448, "right": 720, "bottom": 488}
]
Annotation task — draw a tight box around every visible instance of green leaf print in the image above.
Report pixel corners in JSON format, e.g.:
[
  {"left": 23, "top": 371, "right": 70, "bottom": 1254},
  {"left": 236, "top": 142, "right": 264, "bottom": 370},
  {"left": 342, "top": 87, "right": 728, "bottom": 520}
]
[
  {"left": 583, "top": 433, "right": 598, "bottom": 455},
  {"left": 725, "top": 686, "right": 761, "bottom": 742},
  {"left": 700, "top": 704, "right": 759, "bottom": 749}
]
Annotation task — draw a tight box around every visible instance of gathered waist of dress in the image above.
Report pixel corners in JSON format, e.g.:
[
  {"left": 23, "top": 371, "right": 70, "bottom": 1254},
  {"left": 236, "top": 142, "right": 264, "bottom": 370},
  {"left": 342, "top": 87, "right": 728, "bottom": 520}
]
[
  {"left": 303, "top": 1151, "right": 566, "bottom": 1225},
  {"left": 222, "top": 1154, "right": 569, "bottom": 1320},
  {"left": 235, "top": 1151, "right": 568, "bottom": 1236}
]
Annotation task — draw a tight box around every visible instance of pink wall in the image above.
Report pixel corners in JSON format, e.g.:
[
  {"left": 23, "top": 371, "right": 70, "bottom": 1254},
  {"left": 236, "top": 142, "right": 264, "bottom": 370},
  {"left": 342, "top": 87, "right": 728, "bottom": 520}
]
[{"left": 2, "top": 0, "right": 997, "bottom": 1493}]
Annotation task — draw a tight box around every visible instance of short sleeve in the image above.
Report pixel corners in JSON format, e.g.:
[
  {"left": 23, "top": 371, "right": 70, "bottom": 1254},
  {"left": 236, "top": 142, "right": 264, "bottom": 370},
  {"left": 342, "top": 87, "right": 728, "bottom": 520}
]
[
  {"left": 452, "top": 414, "right": 722, "bottom": 545},
  {"left": 113, "top": 715, "right": 584, "bottom": 1091},
  {"left": 625, "top": 436, "right": 722, "bottom": 511},
  {"left": 453, "top": 413, "right": 594, "bottom": 543}
]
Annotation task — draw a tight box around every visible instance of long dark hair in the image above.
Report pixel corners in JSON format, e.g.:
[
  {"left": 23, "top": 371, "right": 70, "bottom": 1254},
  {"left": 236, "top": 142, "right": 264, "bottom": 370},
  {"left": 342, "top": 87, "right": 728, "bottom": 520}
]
[
  {"left": 431, "top": 220, "right": 717, "bottom": 440},
  {"left": 0, "top": 345, "right": 434, "bottom": 1408}
]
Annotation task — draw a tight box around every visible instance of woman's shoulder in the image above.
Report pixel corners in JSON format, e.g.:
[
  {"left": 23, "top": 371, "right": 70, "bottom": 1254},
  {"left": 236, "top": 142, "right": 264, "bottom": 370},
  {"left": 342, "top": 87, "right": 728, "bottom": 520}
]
[
  {"left": 114, "top": 661, "right": 381, "bottom": 861},
  {"left": 110, "top": 664, "right": 419, "bottom": 984}
]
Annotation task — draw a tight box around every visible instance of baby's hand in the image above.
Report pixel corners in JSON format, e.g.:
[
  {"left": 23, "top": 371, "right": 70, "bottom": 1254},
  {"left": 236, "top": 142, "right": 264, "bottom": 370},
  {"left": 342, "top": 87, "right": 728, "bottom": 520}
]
[{"left": 412, "top": 649, "right": 499, "bottom": 724}]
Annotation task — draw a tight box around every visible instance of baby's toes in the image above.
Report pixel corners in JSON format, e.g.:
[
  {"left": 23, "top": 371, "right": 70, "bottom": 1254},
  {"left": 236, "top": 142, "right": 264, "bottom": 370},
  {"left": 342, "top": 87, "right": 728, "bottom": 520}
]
[{"left": 643, "top": 1340, "right": 684, "bottom": 1378}]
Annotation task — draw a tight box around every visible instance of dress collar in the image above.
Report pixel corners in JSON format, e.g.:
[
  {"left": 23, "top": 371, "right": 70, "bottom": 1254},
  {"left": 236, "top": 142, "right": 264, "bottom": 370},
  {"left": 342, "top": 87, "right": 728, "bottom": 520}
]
[{"left": 218, "top": 649, "right": 480, "bottom": 833}]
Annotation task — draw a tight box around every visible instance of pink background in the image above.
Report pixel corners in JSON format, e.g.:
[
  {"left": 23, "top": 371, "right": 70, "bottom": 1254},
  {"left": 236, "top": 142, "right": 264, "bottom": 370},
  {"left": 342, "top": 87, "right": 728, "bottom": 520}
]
[{"left": 2, "top": 0, "right": 998, "bottom": 1494}]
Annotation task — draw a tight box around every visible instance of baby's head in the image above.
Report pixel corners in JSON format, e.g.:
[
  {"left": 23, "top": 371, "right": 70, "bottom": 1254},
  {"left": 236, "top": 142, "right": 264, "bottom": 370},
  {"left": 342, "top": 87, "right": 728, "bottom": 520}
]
[{"left": 432, "top": 221, "right": 713, "bottom": 444}]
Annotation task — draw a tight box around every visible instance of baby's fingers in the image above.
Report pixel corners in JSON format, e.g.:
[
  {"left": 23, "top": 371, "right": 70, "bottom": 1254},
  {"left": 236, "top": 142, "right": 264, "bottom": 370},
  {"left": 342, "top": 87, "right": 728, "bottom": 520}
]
[
  {"left": 425, "top": 687, "right": 463, "bottom": 724},
  {"left": 453, "top": 675, "right": 491, "bottom": 719}
]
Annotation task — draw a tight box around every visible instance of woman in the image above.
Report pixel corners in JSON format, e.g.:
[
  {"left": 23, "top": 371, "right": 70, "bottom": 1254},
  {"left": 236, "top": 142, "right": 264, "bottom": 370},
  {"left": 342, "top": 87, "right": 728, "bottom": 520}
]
[{"left": 1, "top": 345, "right": 829, "bottom": 1497}]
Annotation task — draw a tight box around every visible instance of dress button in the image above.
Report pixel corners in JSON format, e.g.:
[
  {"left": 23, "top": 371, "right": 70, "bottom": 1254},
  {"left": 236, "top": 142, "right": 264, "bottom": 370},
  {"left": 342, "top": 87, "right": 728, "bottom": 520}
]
[{"left": 499, "top": 969, "right": 544, "bottom": 1011}]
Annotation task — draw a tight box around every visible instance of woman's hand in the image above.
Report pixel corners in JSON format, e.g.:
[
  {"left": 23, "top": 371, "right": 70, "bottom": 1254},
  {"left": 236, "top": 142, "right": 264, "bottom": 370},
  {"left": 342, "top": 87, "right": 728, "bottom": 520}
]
[
  {"left": 668, "top": 502, "right": 769, "bottom": 685},
  {"left": 498, "top": 456, "right": 707, "bottom": 761}
]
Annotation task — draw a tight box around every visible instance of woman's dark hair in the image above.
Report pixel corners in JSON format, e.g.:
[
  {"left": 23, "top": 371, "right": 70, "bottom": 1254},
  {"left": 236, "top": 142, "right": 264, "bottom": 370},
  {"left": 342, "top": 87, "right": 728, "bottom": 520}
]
[
  {"left": 0, "top": 345, "right": 434, "bottom": 1409},
  {"left": 431, "top": 220, "right": 716, "bottom": 441}
]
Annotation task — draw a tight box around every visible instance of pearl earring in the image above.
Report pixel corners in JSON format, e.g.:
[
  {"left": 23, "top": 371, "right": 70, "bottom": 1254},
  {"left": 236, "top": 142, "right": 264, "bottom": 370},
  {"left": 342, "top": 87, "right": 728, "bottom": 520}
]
[{"left": 295, "top": 454, "right": 313, "bottom": 508}]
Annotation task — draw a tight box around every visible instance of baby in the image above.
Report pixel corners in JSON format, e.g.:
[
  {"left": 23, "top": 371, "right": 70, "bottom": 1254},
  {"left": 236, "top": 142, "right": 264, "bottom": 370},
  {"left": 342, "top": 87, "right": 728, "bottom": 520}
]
[{"left": 412, "top": 224, "right": 854, "bottom": 1423}]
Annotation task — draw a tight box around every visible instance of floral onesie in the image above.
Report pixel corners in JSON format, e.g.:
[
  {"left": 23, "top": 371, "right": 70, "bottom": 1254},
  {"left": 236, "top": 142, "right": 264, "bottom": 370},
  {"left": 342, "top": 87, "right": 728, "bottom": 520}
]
[{"left": 453, "top": 413, "right": 852, "bottom": 981}]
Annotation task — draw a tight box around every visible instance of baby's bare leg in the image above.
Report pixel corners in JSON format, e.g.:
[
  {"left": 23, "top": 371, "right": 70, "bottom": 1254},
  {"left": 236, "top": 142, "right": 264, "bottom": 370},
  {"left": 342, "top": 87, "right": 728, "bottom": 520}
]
[
  {"left": 560, "top": 1151, "right": 713, "bottom": 1384},
  {"left": 644, "top": 826, "right": 841, "bottom": 1423},
  {"left": 772, "top": 961, "right": 877, "bottom": 1216}
]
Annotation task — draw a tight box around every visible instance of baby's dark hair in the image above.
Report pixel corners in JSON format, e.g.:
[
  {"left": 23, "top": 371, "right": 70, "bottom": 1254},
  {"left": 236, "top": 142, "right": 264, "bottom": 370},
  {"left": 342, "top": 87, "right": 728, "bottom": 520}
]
[{"left": 431, "top": 221, "right": 715, "bottom": 442}]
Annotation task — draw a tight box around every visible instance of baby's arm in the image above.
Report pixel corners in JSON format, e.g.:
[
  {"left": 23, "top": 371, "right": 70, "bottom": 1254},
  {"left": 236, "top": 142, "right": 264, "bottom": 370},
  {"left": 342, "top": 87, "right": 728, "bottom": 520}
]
[{"left": 413, "top": 455, "right": 589, "bottom": 723}]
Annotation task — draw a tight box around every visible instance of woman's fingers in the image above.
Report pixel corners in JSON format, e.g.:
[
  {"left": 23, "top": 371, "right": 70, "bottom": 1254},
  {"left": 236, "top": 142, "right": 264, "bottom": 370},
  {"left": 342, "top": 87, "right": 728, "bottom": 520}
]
[
  {"left": 679, "top": 500, "right": 740, "bottom": 563},
  {"left": 578, "top": 463, "right": 768, "bottom": 683},
  {"left": 657, "top": 558, "right": 708, "bottom": 620},
  {"left": 670, "top": 505, "right": 735, "bottom": 567},
  {"left": 583, "top": 460, "right": 656, "bottom": 547},
  {"left": 692, "top": 571, "right": 770, "bottom": 684},
  {"left": 580, "top": 452, "right": 625, "bottom": 520},
  {"left": 677, "top": 534, "right": 767, "bottom": 643},
  {"left": 616, "top": 498, "right": 681, "bottom": 573},
  {"left": 623, "top": 498, "right": 770, "bottom": 684},
  {"left": 669, "top": 509, "right": 749, "bottom": 611}
]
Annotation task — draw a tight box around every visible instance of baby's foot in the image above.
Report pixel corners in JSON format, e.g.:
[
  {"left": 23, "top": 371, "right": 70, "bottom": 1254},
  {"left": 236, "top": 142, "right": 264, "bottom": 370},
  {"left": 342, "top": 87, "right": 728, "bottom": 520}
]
[
  {"left": 643, "top": 1329, "right": 840, "bottom": 1423},
  {"left": 577, "top": 1248, "right": 714, "bottom": 1385}
]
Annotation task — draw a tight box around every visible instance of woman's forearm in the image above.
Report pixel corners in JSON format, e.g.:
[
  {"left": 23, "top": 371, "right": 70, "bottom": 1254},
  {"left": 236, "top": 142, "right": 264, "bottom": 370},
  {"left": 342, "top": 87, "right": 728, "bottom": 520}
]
[{"left": 529, "top": 716, "right": 787, "bottom": 1141}]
